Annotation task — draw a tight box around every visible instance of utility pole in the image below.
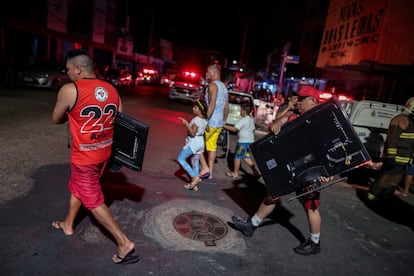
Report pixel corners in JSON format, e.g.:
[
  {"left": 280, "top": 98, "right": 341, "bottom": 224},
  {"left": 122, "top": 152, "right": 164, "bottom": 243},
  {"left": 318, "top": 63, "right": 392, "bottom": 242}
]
[
  {"left": 239, "top": 16, "right": 249, "bottom": 70},
  {"left": 147, "top": 13, "right": 154, "bottom": 67},
  {"left": 278, "top": 42, "right": 290, "bottom": 93},
  {"left": 278, "top": 51, "right": 287, "bottom": 93}
]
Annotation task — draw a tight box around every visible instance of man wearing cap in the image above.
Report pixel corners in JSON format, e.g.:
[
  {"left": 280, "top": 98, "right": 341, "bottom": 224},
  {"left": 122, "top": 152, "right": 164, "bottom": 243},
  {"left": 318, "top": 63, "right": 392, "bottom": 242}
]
[{"left": 230, "top": 85, "right": 332, "bottom": 256}]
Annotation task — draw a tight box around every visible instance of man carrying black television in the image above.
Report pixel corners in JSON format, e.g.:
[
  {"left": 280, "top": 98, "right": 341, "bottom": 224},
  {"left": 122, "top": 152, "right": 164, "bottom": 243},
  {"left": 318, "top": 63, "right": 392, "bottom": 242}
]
[
  {"left": 51, "top": 49, "right": 139, "bottom": 265},
  {"left": 230, "top": 86, "right": 333, "bottom": 256}
]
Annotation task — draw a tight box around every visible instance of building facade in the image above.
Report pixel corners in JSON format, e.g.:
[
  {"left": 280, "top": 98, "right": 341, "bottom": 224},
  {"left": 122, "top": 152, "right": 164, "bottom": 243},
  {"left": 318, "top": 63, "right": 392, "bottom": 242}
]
[
  {"left": 0, "top": 0, "right": 171, "bottom": 76},
  {"left": 302, "top": 0, "right": 414, "bottom": 104}
]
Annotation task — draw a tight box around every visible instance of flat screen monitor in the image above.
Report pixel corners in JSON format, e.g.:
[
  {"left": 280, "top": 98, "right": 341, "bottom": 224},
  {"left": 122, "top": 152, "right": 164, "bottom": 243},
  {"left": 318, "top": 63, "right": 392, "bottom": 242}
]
[
  {"left": 109, "top": 112, "right": 149, "bottom": 172},
  {"left": 250, "top": 97, "right": 371, "bottom": 198}
]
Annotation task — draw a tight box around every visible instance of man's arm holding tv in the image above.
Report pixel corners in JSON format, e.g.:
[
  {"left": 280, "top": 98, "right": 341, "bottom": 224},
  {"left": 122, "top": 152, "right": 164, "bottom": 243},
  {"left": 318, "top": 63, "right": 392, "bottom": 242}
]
[{"left": 270, "top": 115, "right": 289, "bottom": 134}]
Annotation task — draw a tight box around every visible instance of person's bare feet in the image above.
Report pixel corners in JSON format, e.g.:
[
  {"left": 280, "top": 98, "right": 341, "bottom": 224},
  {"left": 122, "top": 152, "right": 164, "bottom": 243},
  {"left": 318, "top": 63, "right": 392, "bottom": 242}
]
[
  {"left": 113, "top": 241, "right": 136, "bottom": 263},
  {"left": 184, "top": 176, "right": 201, "bottom": 191},
  {"left": 225, "top": 172, "right": 238, "bottom": 178},
  {"left": 52, "top": 221, "right": 74, "bottom": 235},
  {"left": 199, "top": 170, "right": 210, "bottom": 176}
]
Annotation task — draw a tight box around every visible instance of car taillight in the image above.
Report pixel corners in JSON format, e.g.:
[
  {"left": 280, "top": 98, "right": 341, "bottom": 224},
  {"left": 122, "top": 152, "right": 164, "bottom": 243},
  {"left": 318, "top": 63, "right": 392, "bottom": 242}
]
[
  {"left": 320, "top": 92, "right": 353, "bottom": 102},
  {"left": 320, "top": 92, "right": 333, "bottom": 100},
  {"left": 183, "top": 71, "right": 198, "bottom": 78},
  {"left": 337, "top": 94, "right": 353, "bottom": 101},
  {"left": 143, "top": 68, "right": 157, "bottom": 74}
]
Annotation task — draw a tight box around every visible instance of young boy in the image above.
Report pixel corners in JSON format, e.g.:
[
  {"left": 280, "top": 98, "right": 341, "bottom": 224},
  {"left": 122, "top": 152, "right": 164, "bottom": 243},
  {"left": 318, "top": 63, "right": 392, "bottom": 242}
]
[{"left": 223, "top": 102, "right": 259, "bottom": 178}]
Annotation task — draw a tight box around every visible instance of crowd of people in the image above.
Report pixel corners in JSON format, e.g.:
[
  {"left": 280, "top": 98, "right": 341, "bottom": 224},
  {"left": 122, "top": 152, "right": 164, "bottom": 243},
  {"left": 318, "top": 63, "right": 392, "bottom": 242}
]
[
  {"left": 179, "top": 80, "right": 342, "bottom": 256},
  {"left": 50, "top": 49, "right": 413, "bottom": 267}
]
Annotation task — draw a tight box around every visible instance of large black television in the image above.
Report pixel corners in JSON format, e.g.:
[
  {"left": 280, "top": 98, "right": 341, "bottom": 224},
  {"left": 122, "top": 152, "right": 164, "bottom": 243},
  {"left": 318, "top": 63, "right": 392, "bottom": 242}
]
[
  {"left": 109, "top": 112, "right": 149, "bottom": 172},
  {"left": 250, "top": 97, "right": 371, "bottom": 198}
]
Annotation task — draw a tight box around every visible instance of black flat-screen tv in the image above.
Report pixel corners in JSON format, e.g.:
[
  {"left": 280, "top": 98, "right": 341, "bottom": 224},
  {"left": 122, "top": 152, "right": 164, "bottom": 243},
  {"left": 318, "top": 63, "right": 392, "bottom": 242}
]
[
  {"left": 250, "top": 97, "right": 371, "bottom": 198},
  {"left": 109, "top": 112, "right": 149, "bottom": 172}
]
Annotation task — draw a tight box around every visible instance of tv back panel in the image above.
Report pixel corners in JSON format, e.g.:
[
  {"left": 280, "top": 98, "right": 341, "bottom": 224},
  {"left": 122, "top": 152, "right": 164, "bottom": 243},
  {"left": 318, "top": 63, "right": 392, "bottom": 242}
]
[
  {"left": 250, "top": 97, "right": 371, "bottom": 198},
  {"left": 110, "top": 112, "right": 149, "bottom": 172}
]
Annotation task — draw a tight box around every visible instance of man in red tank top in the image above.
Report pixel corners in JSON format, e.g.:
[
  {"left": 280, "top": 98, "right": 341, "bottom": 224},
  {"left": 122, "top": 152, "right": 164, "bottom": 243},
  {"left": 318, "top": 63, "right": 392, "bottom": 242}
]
[{"left": 51, "top": 49, "right": 139, "bottom": 265}]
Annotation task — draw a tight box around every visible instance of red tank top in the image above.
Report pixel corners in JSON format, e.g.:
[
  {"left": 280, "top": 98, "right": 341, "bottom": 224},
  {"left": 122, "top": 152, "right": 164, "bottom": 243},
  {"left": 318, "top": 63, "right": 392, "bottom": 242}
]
[
  {"left": 288, "top": 113, "right": 299, "bottom": 122},
  {"left": 68, "top": 79, "right": 120, "bottom": 165}
]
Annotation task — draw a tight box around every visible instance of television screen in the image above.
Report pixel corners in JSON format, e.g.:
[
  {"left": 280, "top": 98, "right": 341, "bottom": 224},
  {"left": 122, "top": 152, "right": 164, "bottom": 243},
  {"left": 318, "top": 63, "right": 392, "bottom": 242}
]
[
  {"left": 109, "top": 112, "right": 149, "bottom": 172},
  {"left": 250, "top": 97, "right": 371, "bottom": 197}
]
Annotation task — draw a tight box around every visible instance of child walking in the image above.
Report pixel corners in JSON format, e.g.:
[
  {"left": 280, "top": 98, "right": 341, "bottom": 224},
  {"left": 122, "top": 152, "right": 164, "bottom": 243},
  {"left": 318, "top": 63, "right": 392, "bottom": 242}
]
[
  {"left": 178, "top": 100, "right": 209, "bottom": 191},
  {"left": 223, "top": 102, "right": 259, "bottom": 178}
]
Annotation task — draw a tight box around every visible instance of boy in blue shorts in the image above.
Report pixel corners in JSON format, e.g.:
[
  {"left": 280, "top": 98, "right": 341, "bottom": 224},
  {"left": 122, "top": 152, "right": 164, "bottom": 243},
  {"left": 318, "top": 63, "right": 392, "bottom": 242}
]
[{"left": 223, "top": 102, "right": 259, "bottom": 178}]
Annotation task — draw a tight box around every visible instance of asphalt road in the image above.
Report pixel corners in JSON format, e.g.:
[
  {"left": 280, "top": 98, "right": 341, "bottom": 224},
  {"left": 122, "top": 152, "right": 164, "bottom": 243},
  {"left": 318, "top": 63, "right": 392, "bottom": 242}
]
[{"left": 0, "top": 86, "right": 413, "bottom": 276}]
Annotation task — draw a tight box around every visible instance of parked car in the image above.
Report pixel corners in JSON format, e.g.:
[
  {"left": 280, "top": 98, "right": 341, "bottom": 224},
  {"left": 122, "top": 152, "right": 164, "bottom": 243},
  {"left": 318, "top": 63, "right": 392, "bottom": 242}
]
[
  {"left": 168, "top": 71, "right": 205, "bottom": 102},
  {"left": 17, "top": 61, "right": 70, "bottom": 90},
  {"left": 142, "top": 68, "right": 159, "bottom": 84},
  {"left": 159, "top": 74, "right": 172, "bottom": 86},
  {"left": 226, "top": 90, "right": 256, "bottom": 126},
  {"left": 339, "top": 99, "right": 404, "bottom": 161},
  {"left": 105, "top": 68, "right": 132, "bottom": 87},
  {"left": 129, "top": 70, "right": 144, "bottom": 86}
]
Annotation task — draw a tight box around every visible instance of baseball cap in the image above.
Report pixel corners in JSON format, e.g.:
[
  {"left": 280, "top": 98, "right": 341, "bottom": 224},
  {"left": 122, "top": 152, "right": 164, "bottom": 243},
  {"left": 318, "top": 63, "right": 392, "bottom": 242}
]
[{"left": 297, "top": 86, "right": 320, "bottom": 102}]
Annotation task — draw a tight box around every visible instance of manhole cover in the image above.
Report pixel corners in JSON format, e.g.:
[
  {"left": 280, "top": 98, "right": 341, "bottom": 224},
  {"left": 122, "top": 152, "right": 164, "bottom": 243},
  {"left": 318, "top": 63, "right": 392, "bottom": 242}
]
[{"left": 173, "top": 211, "right": 228, "bottom": 246}]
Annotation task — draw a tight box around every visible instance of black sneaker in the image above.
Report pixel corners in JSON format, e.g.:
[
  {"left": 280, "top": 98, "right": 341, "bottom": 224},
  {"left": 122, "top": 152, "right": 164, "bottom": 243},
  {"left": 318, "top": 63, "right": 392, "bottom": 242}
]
[
  {"left": 230, "top": 215, "right": 257, "bottom": 237},
  {"left": 293, "top": 238, "right": 321, "bottom": 255}
]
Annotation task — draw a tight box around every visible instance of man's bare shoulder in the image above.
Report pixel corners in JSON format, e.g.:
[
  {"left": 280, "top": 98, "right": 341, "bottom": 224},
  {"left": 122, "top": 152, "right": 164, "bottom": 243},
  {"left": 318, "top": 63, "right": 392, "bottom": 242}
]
[
  {"left": 390, "top": 113, "right": 411, "bottom": 128},
  {"left": 59, "top": 81, "right": 75, "bottom": 92},
  {"left": 208, "top": 81, "right": 218, "bottom": 89},
  {"left": 57, "top": 82, "right": 76, "bottom": 103}
]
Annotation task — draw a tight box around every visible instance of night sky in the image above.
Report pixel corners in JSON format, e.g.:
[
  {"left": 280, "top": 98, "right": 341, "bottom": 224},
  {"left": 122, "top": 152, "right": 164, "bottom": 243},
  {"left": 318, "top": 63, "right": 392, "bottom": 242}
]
[{"left": 117, "top": 1, "right": 307, "bottom": 70}]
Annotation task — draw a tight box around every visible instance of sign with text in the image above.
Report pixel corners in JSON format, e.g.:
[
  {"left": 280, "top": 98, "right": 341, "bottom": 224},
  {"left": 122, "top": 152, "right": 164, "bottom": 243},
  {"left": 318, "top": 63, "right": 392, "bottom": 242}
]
[
  {"left": 316, "top": 0, "right": 414, "bottom": 67},
  {"left": 117, "top": 38, "right": 133, "bottom": 56},
  {"left": 286, "top": 55, "right": 300, "bottom": 64},
  {"left": 317, "top": 0, "right": 385, "bottom": 67}
]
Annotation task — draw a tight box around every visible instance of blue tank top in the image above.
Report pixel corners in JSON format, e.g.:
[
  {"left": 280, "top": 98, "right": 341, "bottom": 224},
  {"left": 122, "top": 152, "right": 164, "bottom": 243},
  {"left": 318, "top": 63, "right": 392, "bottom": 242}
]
[{"left": 205, "top": 80, "right": 228, "bottom": 128}]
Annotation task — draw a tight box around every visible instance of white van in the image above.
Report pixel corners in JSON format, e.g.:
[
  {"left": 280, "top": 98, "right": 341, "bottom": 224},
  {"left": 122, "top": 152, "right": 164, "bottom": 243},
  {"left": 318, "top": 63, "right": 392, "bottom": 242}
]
[{"left": 340, "top": 100, "right": 405, "bottom": 161}]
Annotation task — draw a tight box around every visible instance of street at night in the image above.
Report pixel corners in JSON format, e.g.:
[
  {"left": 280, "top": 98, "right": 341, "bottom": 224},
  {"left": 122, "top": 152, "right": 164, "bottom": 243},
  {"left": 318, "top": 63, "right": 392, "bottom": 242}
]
[
  {"left": 1, "top": 0, "right": 414, "bottom": 274},
  {"left": 0, "top": 86, "right": 413, "bottom": 275}
]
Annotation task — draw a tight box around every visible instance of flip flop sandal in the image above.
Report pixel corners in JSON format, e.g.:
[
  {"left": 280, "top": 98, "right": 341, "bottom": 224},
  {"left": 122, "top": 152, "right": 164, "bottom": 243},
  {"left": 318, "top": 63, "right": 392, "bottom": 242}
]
[
  {"left": 184, "top": 178, "right": 201, "bottom": 191},
  {"left": 199, "top": 172, "right": 211, "bottom": 179},
  {"left": 113, "top": 249, "right": 140, "bottom": 265}
]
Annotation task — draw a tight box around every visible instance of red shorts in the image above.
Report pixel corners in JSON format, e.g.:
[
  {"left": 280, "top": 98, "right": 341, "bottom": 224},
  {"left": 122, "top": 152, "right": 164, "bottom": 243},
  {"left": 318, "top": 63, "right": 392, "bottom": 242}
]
[
  {"left": 302, "top": 196, "right": 320, "bottom": 210},
  {"left": 68, "top": 162, "right": 106, "bottom": 210},
  {"left": 297, "top": 185, "right": 320, "bottom": 211}
]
